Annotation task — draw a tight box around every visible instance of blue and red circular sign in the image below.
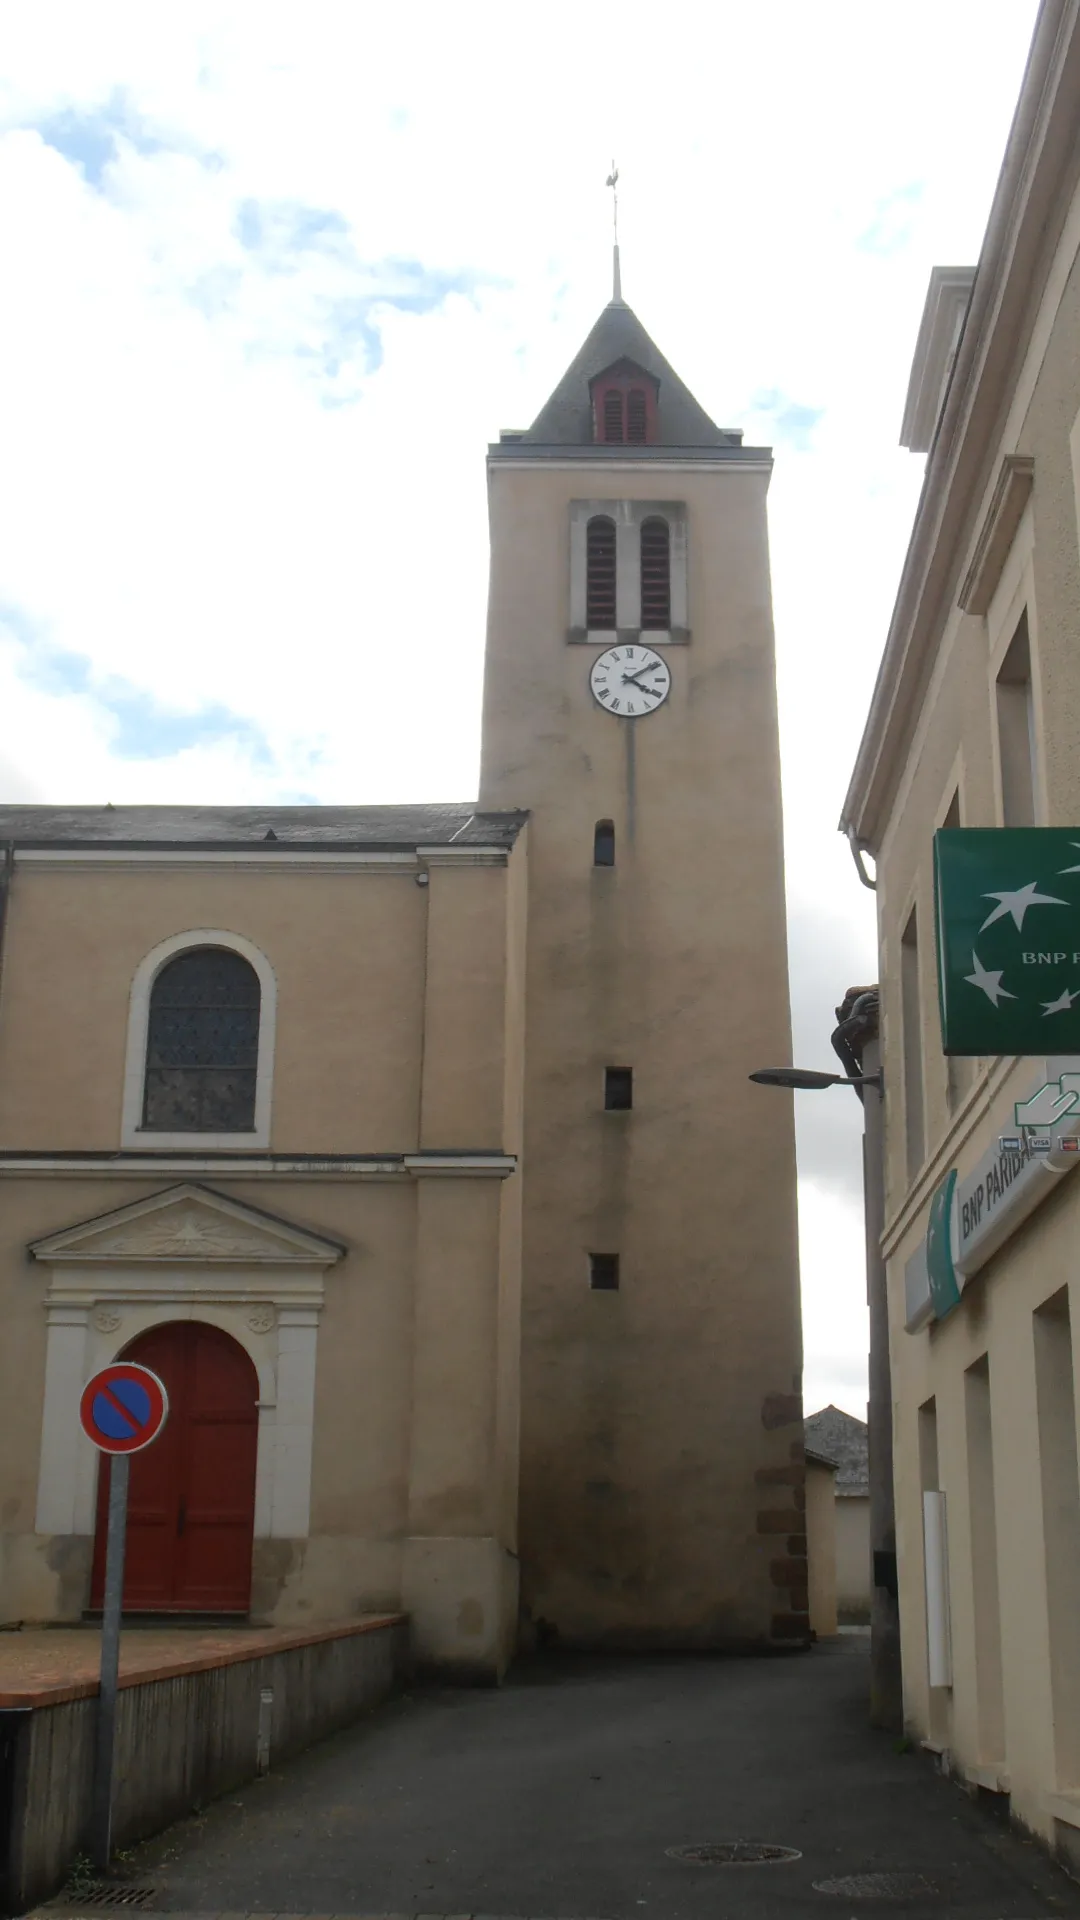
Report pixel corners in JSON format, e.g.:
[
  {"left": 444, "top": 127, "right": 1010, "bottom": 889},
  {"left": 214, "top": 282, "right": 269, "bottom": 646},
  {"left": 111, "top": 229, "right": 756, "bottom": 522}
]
[{"left": 79, "top": 1363, "right": 169, "bottom": 1455}]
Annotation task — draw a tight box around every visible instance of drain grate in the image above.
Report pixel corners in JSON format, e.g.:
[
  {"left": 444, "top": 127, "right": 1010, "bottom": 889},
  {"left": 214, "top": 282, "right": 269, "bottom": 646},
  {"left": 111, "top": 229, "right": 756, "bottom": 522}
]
[
  {"left": 58, "top": 1884, "right": 157, "bottom": 1909},
  {"left": 814, "top": 1872, "right": 939, "bottom": 1898},
  {"left": 668, "top": 1841, "right": 802, "bottom": 1865}
]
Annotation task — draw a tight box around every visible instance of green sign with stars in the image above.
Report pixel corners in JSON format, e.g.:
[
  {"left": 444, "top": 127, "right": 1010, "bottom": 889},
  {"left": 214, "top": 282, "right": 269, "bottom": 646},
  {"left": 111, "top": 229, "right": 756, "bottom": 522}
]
[{"left": 935, "top": 829, "right": 1080, "bottom": 1055}]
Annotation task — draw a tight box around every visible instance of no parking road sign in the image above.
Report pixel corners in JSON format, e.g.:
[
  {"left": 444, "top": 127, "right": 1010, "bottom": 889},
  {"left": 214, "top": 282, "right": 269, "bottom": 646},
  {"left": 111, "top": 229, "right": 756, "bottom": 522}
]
[
  {"left": 80, "top": 1362, "right": 168, "bottom": 1455},
  {"left": 80, "top": 1360, "right": 168, "bottom": 1869}
]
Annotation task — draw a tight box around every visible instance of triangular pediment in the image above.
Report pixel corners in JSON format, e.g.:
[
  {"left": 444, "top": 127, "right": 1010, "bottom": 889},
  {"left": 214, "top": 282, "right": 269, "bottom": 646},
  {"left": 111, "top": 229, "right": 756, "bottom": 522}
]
[
  {"left": 589, "top": 356, "right": 656, "bottom": 387},
  {"left": 29, "top": 1184, "right": 346, "bottom": 1266}
]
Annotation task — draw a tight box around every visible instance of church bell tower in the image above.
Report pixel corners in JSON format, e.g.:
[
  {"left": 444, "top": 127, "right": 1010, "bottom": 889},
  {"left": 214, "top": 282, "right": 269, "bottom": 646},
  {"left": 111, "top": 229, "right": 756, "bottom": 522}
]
[{"left": 479, "top": 271, "right": 806, "bottom": 1649}]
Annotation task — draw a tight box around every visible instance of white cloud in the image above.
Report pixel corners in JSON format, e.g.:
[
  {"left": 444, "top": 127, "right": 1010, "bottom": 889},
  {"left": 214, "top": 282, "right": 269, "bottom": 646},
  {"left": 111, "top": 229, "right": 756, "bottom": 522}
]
[{"left": 0, "top": 0, "right": 1042, "bottom": 1403}]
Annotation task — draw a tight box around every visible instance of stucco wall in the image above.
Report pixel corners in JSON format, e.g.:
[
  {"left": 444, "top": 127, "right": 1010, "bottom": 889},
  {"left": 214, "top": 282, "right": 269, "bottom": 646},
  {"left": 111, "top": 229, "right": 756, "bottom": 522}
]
[
  {"left": 836, "top": 1495, "right": 870, "bottom": 1619},
  {"left": 870, "top": 153, "right": 1080, "bottom": 1845},
  {"left": 876, "top": 211, "right": 1080, "bottom": 1229},
  {"left": 0, "top": 838, "right": 528, "bottom": 1680},
  {"left": 805, "top": 1459, "right": 838, "bottom": 1639},
  {"left": 0, "top": 855, "right": 533, "bottom": 1156},
  {"left": 480, "top": 458, "right": 804, "bottom": 1647}
]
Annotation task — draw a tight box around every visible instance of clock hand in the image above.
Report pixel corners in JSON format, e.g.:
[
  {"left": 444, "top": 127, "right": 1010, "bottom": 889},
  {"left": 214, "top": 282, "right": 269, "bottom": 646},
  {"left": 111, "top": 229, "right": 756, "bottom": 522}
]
[{"left": 622, "top": 665, "right": 662, "bottom": 685}]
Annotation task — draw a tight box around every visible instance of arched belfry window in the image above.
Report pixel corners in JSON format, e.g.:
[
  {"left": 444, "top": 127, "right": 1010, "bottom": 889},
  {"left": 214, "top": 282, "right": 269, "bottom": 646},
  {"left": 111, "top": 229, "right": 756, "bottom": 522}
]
[
  {"left": 640, "top": 517, "right": 671, "bottom": 629},
  {"left": 569, "top": 499, "right": 685, "bottom": 640},
  {"left": 586, "top": 515, "right": 617, "bottom": 629},
  {"left": 143, "top": 947, "right": 260, "bottom": 1132}
]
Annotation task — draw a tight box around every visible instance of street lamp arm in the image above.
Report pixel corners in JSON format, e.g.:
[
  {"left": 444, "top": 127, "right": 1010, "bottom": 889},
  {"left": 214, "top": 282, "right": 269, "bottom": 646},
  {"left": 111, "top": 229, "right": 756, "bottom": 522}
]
[
  {"left": 748, "top": 1066, "right": 881, "bottom": 1091},
  {"left": 832, "top": 987, "right": 881, "bottom": 1101}
]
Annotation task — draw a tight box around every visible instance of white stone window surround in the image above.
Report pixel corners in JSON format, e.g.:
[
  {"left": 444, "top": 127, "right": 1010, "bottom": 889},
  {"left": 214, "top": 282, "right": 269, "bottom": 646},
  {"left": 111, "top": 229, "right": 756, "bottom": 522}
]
[
  {"left": 568, "top": 498, "right": 689, "bottom": 643},
  {"left": 32, "top": 1183, "right": 342, "bottom": 1545},
  {"left": 121, "top": 928, "right": 278, "bottom": 1151}
]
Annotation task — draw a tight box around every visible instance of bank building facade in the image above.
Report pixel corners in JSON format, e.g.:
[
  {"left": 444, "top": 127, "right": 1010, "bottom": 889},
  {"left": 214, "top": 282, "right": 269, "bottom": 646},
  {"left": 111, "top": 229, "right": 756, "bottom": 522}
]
[{"left": 0, "top": 274, "right": 802, "bottom": 1678}]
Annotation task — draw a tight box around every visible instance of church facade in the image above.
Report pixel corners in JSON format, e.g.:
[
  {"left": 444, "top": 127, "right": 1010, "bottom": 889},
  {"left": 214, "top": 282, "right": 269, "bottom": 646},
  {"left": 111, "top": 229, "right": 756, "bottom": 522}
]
[{"left": 0, "top": 285, "right": 802, "bottom": 1678}]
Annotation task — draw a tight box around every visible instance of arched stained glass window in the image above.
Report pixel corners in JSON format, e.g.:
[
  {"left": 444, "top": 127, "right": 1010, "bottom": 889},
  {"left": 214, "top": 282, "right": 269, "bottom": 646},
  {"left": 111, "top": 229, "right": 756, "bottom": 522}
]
[{"left": 142, "top": 947, "right": 260, "bottom": 1132}]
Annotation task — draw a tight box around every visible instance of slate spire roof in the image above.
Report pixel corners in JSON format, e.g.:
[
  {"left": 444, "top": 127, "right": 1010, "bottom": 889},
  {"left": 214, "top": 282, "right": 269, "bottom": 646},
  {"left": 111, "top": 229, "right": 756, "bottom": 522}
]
[{"left": 514, "top": 295, "right": 742, "bottom": 450}]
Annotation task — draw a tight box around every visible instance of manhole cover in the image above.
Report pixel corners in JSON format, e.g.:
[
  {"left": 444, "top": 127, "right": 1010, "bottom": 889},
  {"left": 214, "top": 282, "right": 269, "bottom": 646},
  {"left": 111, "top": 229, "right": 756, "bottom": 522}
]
[
  {"left": 813, "top": 1873, "right": 939, "bottom": 1898},
  {"left": 57, "top": 1885, "right": 157, "bottom": 1909},
  {"left": 668, "top": 1842, "right": 802, "bottom": 1865}
]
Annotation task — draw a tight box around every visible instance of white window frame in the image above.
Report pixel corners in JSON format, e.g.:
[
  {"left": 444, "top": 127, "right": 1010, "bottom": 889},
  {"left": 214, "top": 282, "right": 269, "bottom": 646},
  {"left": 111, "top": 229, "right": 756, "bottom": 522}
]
[
  {"left": 120, "top": 928, "right": 277, "bottom": 1150},
  {"left": 568, "top": 498, "right": 689, "bottom": 642}
]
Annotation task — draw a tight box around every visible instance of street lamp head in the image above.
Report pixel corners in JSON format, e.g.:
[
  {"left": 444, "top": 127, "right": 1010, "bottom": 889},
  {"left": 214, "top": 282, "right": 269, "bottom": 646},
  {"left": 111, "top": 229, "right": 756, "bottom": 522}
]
[
  {"left": 749, "top": 1067, "right": 847, "bottom": 1090},
  {"left": 749, "top": 1065, "right": 882, "bottom": 1091}
]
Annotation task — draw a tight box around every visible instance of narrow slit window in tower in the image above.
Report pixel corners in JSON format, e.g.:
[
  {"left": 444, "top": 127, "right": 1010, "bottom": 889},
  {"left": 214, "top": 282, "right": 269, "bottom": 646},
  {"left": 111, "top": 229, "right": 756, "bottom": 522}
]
[
  {"left": 589, "top": 1253, "right": 620, "bottom": 1290},
  {"left": 627, "top": 388, "right": 648, "bottom": 443},
  {"left": 640, "top": 517, "right": 671, "bottom": 628},
  {"left": 586, "top": 516, "right": 617, "bottom": 628},
  {"left": 593, "top": 819, "right": 615, "bottom": 866},
  {"left": 604, "top": 1067, "right": 633, "bottom": 1110}
]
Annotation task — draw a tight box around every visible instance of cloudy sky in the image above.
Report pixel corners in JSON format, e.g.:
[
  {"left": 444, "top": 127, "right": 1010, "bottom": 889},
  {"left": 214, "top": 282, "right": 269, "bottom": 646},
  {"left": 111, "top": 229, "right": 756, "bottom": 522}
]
[{"left": 1, "top": 1, "right": 1041, "bottom": 1414}]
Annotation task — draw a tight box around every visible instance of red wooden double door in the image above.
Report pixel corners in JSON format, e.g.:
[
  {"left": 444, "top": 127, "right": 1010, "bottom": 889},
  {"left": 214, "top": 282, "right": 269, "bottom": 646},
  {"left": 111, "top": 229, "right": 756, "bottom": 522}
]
[{"left": 91, "top": 1322, "right": 259, "bottom": 1613}]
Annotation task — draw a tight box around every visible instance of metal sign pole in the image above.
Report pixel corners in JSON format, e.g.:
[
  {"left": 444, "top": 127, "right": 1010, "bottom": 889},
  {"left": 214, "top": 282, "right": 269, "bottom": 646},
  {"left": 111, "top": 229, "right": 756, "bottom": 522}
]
[{"left": 92, "top": 1452, "right": 130, "bottom": 1870}]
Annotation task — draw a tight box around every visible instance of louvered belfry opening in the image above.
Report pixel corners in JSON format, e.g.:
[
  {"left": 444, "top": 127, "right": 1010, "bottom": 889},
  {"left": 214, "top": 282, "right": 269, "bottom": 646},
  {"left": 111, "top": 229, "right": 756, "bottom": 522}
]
[
  {"left": 586, "top": 515, "right": 617, "bottom": 628},
  {"left": 602, "top": 388, "right": 625, "bottom": 443},
  {"left": 592, "top": 368, "right": 658, "bottom": 445},
  {"left": 640, "top": 517, "right": 671, "bottom": 629},
  {"left": 143, "top": 946, "right": 260, "bottom": 1132}
]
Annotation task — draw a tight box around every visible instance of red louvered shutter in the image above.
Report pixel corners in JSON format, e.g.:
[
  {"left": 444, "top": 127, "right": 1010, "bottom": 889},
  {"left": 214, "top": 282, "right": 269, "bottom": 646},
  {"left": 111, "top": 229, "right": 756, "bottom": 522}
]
[
  {"left": 587, "top": 517, "right": 617, "bottom": 627},
  {"left": 640, "top": 518, "right": 671, "bottom": 628},
  {"left": 603, "top": 388, "right": 625, "bottom": 443}
]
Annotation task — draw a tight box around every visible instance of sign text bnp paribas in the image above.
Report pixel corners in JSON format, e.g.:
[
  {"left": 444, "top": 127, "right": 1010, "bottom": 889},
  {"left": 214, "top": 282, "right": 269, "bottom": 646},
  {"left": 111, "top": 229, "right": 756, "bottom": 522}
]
[{"left": 935, "top": 828, "right": 1080, "bottom": 1055}]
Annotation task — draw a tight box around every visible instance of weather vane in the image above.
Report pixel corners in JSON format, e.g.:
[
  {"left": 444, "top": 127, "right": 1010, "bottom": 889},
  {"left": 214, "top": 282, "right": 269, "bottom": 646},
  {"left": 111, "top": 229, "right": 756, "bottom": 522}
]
[
  {"left": 606, "top": 161, "right": 622, "bottom": 301},
  {"left": 606, "top": 161, "right": 620, "bottom": 246}
]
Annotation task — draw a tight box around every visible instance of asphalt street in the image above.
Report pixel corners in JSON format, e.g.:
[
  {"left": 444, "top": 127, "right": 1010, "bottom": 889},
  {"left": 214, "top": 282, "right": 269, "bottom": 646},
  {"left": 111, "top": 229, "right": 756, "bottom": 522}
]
[{"left": 123, "top": 1635, "right": 1080, "bottom": 1920}]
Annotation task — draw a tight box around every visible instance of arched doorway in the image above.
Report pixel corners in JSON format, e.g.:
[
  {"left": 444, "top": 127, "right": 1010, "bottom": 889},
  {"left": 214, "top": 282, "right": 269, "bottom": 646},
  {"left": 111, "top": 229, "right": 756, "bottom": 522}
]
[{"left": 90, "top": 1322, "right": 259, "bottom": 1613}]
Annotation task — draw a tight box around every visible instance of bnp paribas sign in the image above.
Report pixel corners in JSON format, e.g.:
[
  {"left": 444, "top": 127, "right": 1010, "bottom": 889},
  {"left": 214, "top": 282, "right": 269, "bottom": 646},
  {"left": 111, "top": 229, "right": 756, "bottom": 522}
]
[{"left": 935, "top": 829, "right": 1080, "bottom": 1054}]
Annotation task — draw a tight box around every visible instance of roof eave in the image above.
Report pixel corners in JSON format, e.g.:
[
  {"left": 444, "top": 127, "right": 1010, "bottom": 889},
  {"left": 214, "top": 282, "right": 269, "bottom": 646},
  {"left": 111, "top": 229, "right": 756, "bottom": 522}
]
[{"left": 487, "top": 443, "right": 771, "bottom": 467}]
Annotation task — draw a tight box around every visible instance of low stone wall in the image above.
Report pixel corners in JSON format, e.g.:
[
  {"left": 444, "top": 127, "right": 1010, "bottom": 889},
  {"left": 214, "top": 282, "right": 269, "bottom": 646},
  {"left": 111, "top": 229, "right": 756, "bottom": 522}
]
[{"left": 0, "top": 1614, "right": 407, "bottom": 1916}]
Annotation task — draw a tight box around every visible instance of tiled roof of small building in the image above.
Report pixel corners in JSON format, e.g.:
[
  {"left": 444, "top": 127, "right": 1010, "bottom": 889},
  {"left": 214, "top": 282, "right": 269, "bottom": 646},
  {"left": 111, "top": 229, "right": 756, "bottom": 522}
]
[
  {"left": 0, "top": 804, "right": 527, "bottom": 849},
  {"left": 804, "top": 1404, "right": 869, "bottom": 1496}
]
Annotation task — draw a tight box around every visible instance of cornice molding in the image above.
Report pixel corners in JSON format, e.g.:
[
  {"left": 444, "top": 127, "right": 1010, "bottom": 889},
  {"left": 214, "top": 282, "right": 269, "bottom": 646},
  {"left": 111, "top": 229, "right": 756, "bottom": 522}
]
[
  {"left": 957, "top": 454, "right": 1035, "bottom": 612},
  {"left": 0, "top": 1150, "right": 518, "bottom": 1181},
  {"left": 14, "top": 846, "right": 510, "bottom": 873},
  {"left": 403, "top": 1154, "right": 517, "bottom": 1178},
  {"left": 487, "top": 453, "right": 772, "bottom": 476},
  {"left": 415, "top": 847, "right": 509, "bottom": 866},
  {"left": 15, "top": 849, "right": 421, "bottom": 874},
  {"left": 900, "top": 268, "right": 977, "bottom": 453}
]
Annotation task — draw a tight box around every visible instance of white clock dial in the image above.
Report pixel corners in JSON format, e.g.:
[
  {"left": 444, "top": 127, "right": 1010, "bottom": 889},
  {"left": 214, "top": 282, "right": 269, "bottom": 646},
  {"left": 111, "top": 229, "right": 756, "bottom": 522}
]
[{"left": 589, "top": 643, "right": 671, "bottom": 717}]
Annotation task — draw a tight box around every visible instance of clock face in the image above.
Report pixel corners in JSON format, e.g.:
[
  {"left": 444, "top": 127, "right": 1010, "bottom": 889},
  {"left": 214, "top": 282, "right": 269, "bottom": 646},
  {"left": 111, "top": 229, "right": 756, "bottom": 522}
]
[{"left": 589, "top": 643, "right": 671, "bottom": 717}]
